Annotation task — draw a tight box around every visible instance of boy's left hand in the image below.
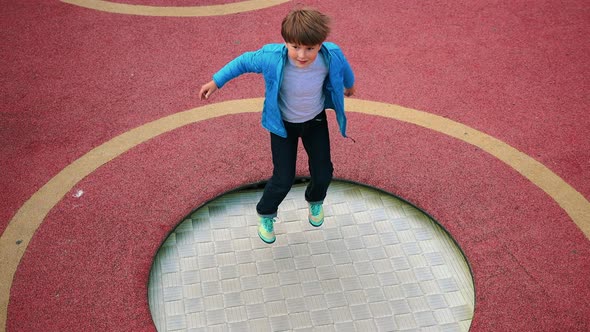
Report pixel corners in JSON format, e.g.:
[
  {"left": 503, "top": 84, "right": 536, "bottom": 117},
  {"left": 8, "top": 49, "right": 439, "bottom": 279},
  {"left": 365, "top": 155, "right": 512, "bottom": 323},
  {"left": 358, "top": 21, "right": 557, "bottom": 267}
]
[
  {"left": 344, "top": 86, "right": 355, "bottom": 97},
  {"left": 199, "top": 80, "right": 218, "bottom": 100}
]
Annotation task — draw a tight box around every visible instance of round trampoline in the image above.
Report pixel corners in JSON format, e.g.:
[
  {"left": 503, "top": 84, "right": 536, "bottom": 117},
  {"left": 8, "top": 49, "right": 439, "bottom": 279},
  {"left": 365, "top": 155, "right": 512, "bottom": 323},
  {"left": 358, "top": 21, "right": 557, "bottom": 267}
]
[{"left": 148, "top": 181, "right": 474, "bottom": 331}]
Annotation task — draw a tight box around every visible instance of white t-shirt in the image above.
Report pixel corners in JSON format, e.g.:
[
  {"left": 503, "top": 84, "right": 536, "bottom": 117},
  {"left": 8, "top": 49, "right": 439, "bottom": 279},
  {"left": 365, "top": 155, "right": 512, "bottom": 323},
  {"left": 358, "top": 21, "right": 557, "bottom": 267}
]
[{"left": 278, "top": 55, "right": 328, "bottom": 123}]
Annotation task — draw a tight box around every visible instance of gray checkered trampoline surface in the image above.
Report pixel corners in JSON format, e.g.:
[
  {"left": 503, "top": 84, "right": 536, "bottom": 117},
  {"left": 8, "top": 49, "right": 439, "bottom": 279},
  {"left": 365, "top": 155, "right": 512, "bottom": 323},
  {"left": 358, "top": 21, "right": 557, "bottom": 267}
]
[{"left": 148, "top": 181, "right": 474, "bottom": 331}]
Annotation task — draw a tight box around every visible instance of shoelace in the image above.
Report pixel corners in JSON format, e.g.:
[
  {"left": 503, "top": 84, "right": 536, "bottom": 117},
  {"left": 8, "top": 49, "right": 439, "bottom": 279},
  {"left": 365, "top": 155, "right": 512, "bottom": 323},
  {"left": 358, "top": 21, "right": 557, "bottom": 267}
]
[
  {"left": 310, "top": 204, "right": 322, "bottom": 216},
  {"left": 261, "top": 217, "right": 274, "bottom": 231}
]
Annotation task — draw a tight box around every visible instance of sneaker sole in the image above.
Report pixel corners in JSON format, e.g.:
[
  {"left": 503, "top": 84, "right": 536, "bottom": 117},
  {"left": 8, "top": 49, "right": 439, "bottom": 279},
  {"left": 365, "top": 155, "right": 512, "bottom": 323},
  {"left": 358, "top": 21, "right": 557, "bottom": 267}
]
[
  {"left": 309, "top": 218, "right": 323, "bottom": 227},
  {"left": 258, "top": 230, "right": 276, "bottom": 244}
]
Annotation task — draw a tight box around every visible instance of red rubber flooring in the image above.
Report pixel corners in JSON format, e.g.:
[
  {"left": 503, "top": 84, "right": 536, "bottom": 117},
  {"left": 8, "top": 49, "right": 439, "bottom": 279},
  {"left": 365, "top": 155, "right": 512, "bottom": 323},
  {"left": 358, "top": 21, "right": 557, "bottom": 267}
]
[{"left": 1, "top": 1, "right": 589, "bottom": 331}]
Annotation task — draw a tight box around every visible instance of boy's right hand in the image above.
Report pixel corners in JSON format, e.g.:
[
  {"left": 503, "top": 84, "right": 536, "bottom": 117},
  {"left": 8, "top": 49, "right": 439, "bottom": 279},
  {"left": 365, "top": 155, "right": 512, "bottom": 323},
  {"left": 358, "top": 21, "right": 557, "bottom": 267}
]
[{"left": 199, "top": 80, "right": 218, "bottom": 100}]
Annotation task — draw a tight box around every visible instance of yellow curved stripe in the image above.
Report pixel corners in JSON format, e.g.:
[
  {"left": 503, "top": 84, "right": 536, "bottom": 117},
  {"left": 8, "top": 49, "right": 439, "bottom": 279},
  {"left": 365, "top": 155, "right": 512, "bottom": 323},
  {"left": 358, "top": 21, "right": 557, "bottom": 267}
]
[
  {"left": 1, "top": 98, "right": 588, "bottom": 330},
  {"left": 60, "top": 0, "right": 289, "bottom": 17},
  {"left": 347, "top": 99, "right": 590, "bottom": 238},
  {"left": 0, "top": 99, "right": 260, "bottom": 331}
]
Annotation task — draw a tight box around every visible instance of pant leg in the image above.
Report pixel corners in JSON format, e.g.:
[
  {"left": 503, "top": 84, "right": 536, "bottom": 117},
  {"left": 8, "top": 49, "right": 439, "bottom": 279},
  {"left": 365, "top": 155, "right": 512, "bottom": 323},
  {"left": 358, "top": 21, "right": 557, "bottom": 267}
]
[
  {"left": 256, "top": 130, "right": 299, "bottom": 217},
  {"left": 301, "top": 111, "right": 333, "bottom": 204}
]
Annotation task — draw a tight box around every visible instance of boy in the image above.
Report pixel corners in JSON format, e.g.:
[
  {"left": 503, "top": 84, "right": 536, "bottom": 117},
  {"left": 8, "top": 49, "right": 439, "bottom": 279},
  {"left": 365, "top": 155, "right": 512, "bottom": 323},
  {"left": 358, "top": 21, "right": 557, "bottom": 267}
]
[{"left": 199, "top": 7, "right": 355, "bottom": 244}]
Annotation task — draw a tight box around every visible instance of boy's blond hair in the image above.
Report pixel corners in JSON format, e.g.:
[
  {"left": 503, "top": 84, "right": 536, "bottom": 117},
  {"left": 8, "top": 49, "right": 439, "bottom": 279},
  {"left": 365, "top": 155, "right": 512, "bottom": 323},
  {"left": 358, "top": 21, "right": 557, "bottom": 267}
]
[{"left": 281, "top": 8, "right": 331, "bottom": 46}]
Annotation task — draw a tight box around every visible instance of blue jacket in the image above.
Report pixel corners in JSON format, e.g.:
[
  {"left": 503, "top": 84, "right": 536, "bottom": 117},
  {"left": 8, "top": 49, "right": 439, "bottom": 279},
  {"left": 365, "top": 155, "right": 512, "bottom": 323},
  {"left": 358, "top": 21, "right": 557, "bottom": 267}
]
[{"left": 212, "top": 42, "right": 355, "bottom": 138}]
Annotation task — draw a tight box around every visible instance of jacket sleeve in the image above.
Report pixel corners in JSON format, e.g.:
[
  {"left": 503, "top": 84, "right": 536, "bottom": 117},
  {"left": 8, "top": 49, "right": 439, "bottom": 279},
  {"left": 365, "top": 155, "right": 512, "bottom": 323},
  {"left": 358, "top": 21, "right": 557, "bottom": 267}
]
[
  {"left": 212, "top": 49, "right": 264, "bottom": 89},
  {"left": 340, "top": 53, "right": 355, "bottom": 89}
]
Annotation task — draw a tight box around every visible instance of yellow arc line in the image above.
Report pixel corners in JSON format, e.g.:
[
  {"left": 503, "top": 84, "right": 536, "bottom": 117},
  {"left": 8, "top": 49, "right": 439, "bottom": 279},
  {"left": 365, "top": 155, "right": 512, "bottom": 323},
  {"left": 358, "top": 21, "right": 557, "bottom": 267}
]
[
  {"left": 0, "top": 98, "right": 588, "bottom": 330},
  {"left": 60, "top": 0, "right": 290, "bottom": 17},
  {"left": 354, "top": 100, "right": 590, "bottom": 237}
]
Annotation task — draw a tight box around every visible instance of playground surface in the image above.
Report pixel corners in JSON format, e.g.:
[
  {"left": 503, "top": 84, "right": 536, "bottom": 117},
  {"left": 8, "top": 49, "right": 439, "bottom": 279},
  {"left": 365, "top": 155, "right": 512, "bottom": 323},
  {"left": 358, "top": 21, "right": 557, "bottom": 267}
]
[{"left": 1, "top": 1, "right": 589, "bottom": 331}]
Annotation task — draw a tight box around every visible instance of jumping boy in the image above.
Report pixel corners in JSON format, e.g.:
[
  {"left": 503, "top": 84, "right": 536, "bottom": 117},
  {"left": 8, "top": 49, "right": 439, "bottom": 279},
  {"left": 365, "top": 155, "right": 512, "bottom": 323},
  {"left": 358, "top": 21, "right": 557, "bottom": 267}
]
[{"left": 199, "top": 7, "right": 355, "bottom": 244}]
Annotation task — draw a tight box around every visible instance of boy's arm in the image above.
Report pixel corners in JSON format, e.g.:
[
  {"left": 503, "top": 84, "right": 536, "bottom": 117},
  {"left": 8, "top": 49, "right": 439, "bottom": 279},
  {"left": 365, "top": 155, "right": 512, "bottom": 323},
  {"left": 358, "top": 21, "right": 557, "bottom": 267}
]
[
  {"left": 341, "top": 56, "right": 355, "bottom": 89},
  {"left": 212, "top": 50, "right": 264, "bottom": 89},
  {"left": 341, "top": 54, "right": 355, "bottom": 96},
  {"left": 199, "top": 49, "right": 264, "bottom": 100},
  {"left": 324, "top": 42, "right": 355, "bottom": 93}
]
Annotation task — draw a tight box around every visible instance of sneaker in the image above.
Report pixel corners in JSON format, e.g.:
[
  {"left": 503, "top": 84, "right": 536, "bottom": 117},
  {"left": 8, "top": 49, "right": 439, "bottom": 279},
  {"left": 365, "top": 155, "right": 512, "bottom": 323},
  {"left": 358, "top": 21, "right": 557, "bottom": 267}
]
[
  {"left": 308, "top": 203, "right": 324, "bottom": 227},
  {"left": 258, "top": 216, "right": 276, "bottom": 244}
]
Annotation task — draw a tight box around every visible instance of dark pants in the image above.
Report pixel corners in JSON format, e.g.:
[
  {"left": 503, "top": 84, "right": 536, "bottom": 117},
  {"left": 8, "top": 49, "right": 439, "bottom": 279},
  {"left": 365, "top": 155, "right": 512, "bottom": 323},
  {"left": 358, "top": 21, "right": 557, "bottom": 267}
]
[{"left": 256, "top": 111, "right": 334, "bottom": 217}]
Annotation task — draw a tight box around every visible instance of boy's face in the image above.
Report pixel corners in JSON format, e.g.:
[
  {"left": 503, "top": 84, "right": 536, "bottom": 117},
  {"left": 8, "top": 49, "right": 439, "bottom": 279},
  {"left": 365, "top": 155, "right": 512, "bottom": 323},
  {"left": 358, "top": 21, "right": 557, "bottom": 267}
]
[{"left": 285, "top": 43, "right": 322, "bottom": 68}]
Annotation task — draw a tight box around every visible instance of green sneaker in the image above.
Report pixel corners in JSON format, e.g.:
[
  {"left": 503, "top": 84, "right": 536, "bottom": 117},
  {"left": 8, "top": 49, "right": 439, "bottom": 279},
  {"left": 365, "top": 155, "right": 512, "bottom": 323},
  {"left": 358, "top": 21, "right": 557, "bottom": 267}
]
[
  {"left": 308, "top": 203, "right": 324, "bottom": 227},
  {"left": 258, "top": 216, "right": 276, "bottom": 244}
]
